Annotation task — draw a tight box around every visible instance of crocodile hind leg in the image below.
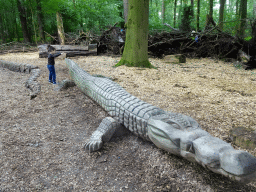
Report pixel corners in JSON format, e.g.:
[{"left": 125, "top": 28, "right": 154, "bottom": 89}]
[{"left": 85, "top": 117, "right": 127, "bottom": 152}]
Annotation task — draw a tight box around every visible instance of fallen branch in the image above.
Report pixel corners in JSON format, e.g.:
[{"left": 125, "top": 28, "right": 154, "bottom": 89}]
[{"left": 164, "top": 23, "right": 180, "bottom": 31}]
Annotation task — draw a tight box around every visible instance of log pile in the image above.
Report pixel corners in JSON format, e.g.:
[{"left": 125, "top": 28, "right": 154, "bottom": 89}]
[
  {"left": 38, "top": 44, "right": 97, "bottom": 58},
  {"left": 0, "top": 42, "right": 37, "bottom": 55}
]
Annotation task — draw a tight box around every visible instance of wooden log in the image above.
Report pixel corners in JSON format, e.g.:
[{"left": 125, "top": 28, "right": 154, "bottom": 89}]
[
  {"left": 51, "top": 45, "right": 89, "bottom": 51},
  {"left": 164, "top": 54, "right": 186, "bottom": 64},
  {"left": 38, "top": 44, "right": 97, "bottom": 58},
  {"left": 238, "top": 49, "right": 250, "bottom": 62},
  {"left": 39, "top": 50, "right": 97, "bottom": 58}
]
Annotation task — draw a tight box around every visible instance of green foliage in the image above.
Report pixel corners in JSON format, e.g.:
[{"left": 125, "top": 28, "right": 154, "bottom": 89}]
[
  {"left": 0, "top": 0, "right": 255, "bottom": 44},
  {"left": 244, "top": 36, "right": 252, "bottom": 41}
]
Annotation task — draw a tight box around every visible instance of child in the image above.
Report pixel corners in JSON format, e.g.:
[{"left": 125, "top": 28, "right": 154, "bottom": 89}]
[{"left": 47, "top": 45, "right": 63, "bottom": 84}]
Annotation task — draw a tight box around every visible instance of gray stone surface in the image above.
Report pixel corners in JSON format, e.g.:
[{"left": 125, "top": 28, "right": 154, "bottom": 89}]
[
  {"left": 65, "top": 58, "right": 256, "bottom": 183},
  {"left": 0, "top": 59, "right": 41, "bottom": 99},
  {"left": 55, "top": 79, "right": 76, "bottom": 91}
]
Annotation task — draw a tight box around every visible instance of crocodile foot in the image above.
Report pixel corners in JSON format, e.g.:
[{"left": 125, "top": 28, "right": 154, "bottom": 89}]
[
  {"left": 84, "top": 117, "right": 126, "bottom": 152},
  {"left": 85, "top": 130, "right": 103, "bottom": 152}
]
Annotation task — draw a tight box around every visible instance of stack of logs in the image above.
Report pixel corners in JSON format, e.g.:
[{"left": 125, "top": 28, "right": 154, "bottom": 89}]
[{"left": 38, "top": 44, "right": 97, "bottom": 58}]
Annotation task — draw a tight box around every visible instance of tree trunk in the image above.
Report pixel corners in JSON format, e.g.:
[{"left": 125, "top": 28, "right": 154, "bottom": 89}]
[
  {"left": 173, "top": 0, "right": 177, "bottom": 28},
  {"left": 252, "top": 3, "right": 256, "bottom": 44},
  {"left": 1, "top": 13, "right": 7, "bottom": 43},
  {"left": 115, "top": 0, "right": 155, "bottom": 68},
  {"left": 123, "top": 0, "right": 128, "bottom": 24},
  {"left": 209, "top": 0, "right": 213, "bottom": 17},
  {"left": 73, "top": 0, "right": 76, "bottom": 9},
  {"left": 0, "top": 14, "right": 3, "bottom": 43},
  {"left": 190, "top": 0, "right": 194, "bottom": 17},
  {"left": 36, "top": 0, "right": 45, "bottom": 41},
  {"left": 238, "top": 0, "right": 247, "bottom": 37},
  {"left": 205, "top": 0, "right": 215, "bottom": 30},
  {"left": 162, "top": 0, "right": 165, "bottom": 24},
  {"left": 178, "top": 0, "right": 183, "bottom": 26},
  {"left": 196, "top": 0, "right": 200, "bottom": 31},
  {"left": 219, "top": 0, "right": 226, "bottom": 31},
  {"left": 236, "top": 0, "right": 239, "bottom": 16},
  {"left": 17, "top": 0, "right": 31, "bottom": 43},
  {"left": 56, "top": 11, "right": 65, "bottom": 45},
  {"left": 15, "top": 18, "right": 20, "bottom": 42}
]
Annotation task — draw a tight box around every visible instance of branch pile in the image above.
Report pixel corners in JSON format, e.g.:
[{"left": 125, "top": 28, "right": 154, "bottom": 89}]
[
  {"left": 148, "top": 25, "right": 256, "bottom": 69},
  {"left": 97, "top": 23, "right": 125, "bottom": 55}
]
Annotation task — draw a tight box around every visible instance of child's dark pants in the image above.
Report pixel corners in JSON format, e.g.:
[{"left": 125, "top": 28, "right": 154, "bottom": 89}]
[{"left": 47, "top": 64, "right": 56, "bottom": 83}]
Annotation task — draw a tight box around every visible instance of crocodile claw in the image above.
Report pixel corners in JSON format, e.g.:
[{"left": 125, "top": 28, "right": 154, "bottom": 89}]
[{"left": 84, "top": 138, "right": 103, "bottom": 152}]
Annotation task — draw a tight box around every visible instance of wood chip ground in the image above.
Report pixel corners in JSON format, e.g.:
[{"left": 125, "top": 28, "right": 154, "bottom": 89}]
[{"left": 0, "top": 52, "right": 256, "bottom": 191}]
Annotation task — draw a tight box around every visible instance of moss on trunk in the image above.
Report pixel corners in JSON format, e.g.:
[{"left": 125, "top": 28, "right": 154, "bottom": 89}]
[
  {"left": 115, "top": 0, "right": 155, "bottom": 69},
  {"left": 56, "top": 11, "right": 65, "bottom": 45}
]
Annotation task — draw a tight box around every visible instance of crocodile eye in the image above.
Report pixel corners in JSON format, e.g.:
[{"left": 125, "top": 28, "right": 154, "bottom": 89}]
[{"left": 162, "top": 119, "right": 181, "bottom": 129}]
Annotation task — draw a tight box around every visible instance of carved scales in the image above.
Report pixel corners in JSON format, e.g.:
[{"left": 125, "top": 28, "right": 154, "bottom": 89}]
[
  {"left": 66, "top": 58, "right": 166, "bottom": 140},
  {"left": 65, "top": 58, "right": 256, "bottom": 183}
]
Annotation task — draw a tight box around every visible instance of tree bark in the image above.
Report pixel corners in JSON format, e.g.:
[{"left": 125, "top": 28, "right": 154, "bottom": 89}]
[
  {"left": 162, "top": 0, "right": 165, "bottom": 24},
  {"left": 178, "top": 0, "right": 183, "bottom": 25},
  {"left": 219, "top": 0, "right": 226, "bottom": 31},
  {"left": 238, "top": 0, "right": 247, "bottom": 37},
  {"left": 196, "top": 0, "right": 200, "bottom": 31},
  {"left": 36, "top": 0, "right": 45, "bottom": 41},
  {"left": 173, "top": 0, "right": 177, "bottom": 28},
  {"left": 236, "top": 0, "right": 239, "bottom": 16},
  {"left": 252, "top": 3, "right": 256, "bottom": 44},
  {"left": 115, "top": 0, "right": 155, "bottom": 68},
  {"left": 0, "top": 14, "right": 3, "bottom": 43},
  {"left": 17, "top": 0, "right": 31, "bottom": 43},
  {"left": 56, "top": 11, "right": 65, "bottom": 45},
  {"left": 190, "top": 0, "right": 194, "bottom": 17},
  {"left": 205, "top": 0, "right": 215, "bottom": 30},
  {"left": 123, "top": 0, "right": 128, "bottom": 24},
  {"left": 209, "top": 0, "right": 213, "bottom": 18}
]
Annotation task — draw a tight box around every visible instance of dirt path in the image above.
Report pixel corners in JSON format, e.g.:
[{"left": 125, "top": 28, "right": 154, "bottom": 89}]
[{"left": 0, "top": 53, "right": 256, "bottom": 191}]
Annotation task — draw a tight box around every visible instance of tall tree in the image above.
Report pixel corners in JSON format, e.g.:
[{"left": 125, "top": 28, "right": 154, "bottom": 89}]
[
  {"left": 162, "top": 0, "right": 165, "bottom": 24},
  {"left": 16, "top": 0, "right": 31, "bottom": 42},
  {"left": 56, "top": 11, "right": 65, "bottom": 45},
  {"left": 0, "top": 13, "right": 3, "bottom": 43},
  {"left": 178, "top": 0, "right": 183, "bottom": 26},
  {"left": 190, "top": 0, "right": 194, "bottom": 17},
  {"left": 115, "top": 0, "right": 155, "bottom": 68},
  {"left": 123, "top": 0, "right": 128, "bottom": 24},
  {"left": 196, "top": 0, "right": 200, "bottom": 31},
  {"left": 238, "top": 0, "right": 247, "bottom": 37},
  {"left": 252, "top": 2, "right": 256, "bottom": 44},
  {"left": 209, "top": 0, "right": 213, "bottom": 17},
  {"left": 36, "top": 0, "right": 45, "bottom": 41},
  {"left": 173, "top": 0, "right": 177, "bottom": 27},
  {"left": 219, "top": 0, "right": 226, "bottom": 31},
  {"left": 73, "top": 0, "right": 76, "bottom": 9},
  {"left": 236, "top": 0, "right": 239, "bottom": 16},
  {"left": 205, "top": 0, "right": 216, "bottom": 30}
]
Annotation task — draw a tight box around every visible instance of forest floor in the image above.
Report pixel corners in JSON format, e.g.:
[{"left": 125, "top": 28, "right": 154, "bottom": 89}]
[{"left": 1, "top": 52, "right": 256, "bottom": 191}]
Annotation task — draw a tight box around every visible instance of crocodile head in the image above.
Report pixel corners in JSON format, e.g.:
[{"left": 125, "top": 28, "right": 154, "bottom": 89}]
[
  {"left": 147, "top": 112, "right": 256, "bottom": 183},
  {"left": 147, "top": 112, "right": 202, "bottom": 156}
]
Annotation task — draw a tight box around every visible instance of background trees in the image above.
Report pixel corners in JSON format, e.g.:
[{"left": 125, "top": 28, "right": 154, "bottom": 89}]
[{"left": 0, "top": 0, "right": 255, "bottom": 44}]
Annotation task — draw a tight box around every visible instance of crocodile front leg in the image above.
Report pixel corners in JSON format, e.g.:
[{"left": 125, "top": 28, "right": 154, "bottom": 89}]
[{"left": 85, "top": 117, "right": 126, "bottom": 152}]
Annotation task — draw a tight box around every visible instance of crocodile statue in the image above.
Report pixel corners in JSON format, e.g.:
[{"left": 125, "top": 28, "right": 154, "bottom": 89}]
[{"left": 65, "top": 58, "right": 256, "bottom": 183}]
